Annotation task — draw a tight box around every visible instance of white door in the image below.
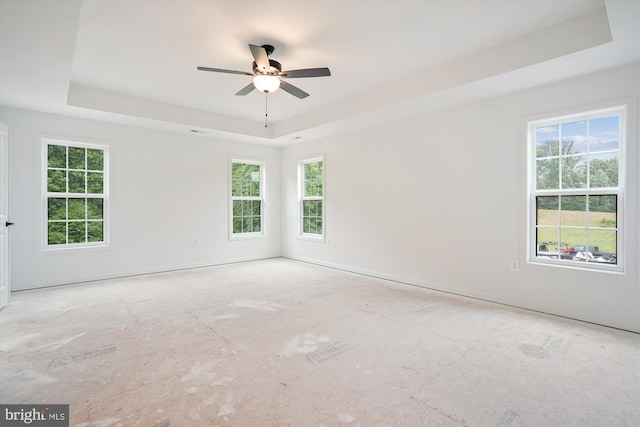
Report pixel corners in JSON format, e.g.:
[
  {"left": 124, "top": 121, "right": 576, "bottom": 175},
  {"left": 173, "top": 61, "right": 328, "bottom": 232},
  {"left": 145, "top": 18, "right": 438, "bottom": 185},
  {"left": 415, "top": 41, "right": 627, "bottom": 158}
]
[{"left": 0, "top": 122, "right": 10, "bottom": 309}]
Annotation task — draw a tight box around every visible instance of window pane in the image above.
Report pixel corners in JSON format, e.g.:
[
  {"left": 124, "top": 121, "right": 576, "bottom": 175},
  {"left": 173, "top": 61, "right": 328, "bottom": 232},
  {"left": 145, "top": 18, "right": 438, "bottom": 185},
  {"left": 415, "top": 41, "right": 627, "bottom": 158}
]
[
  {"left": 535, "top": 228, "right": 559, "bottom": 257},
  {"left": 242, "top": 217, "right": 253, "bottom": 233},
  {"left": 304, "top": 162, "right": 314, "bottom": 179},
  {"left": 251, "top": 181, "right": 260, "bottom": 197},
  {"left": 232, "top": 179, "right": 241, "bottom": 197},
  {"left": 589, "top": 229, "right": 616, "bottom": 261},
  {"left": 252, "top": 200, "right": 261, "bottom": 216},
  {"left": 233, "top": 218, "right": 242, "bottom": 234},
  {"left": 536, "top": 158, "right": 559, "bottom": 189},
  {"left": 305, "top": 161, "right": 322, "bottom": 179},
  {"left": 48, "top": 198, "right": 66, "bottom": 220},
  {"left": 589, "top": 153, "right": 617, "bottom": 188},
  {"left": 87, "top": 221, "right": 104, "bottom": 242},
  {"left": 47, "top": 169, "right": 66, "bottom": 192},
  {"left": 563, "top": 228, "right": 587, "bottom": 256},
  {"left": 87, "top": 198, "right": 103, "bottom": 220},
  {"left": 243, "top": 200, "right": 252, "bottom": 216},
  {"left": 48, "top": 144, "right": 66, "bottom": 168},
  {"left": 87, "top": 172, "right": 104, "bottom": 193},
  {"left": 249, "top": 166, "right": 260, "bottom": 182},
  {"left": 68, "top": 221, "right": 86, "bottom": 243},
  {"left": 68, "top": 198, "right": 86, "bottom": 220},
  {"left": 232, "top": 163, "right": 243, "bottom": 179},
  {"left": 87, "top": 149, "right": 104, "bottom": 170},
  {"left": 69, "top": 170, "right": 86, "bottom": 193},
  {"left": 560, "top": 196, "right": 586, "bottom": 227},
  {"left": 304, "top": 161, "right": 323, "bottom": 197},
  {"left": 561, "top": 121, "right": 587, "bottom": 154},
  {"left": 252, "top": 217, "right": 261, "bottom": 233},
  {"left": 68, "top": 147, "right": 85, "bottom": 169},
  {"left": 536, "top": 227, "right": 554, "bottom": 246},
  {"left": 561, "top": 155, "right": 587, "bottom": 189},
  {"left": 535, "top": 125, "right": 559, "bottom": 157},
  {"left": 589, "top": 116, "right": 619, "bottom": 152},
  {"left": 48, "top": 222, "right": 66, "bottom": 245},
  {"left": 242, "top": 164, "right": 252, "bottom": 180},
  {"left": 316, "top": 218, "right": 323, "bottom": 234},
  {"left": 536, "top": 196, "right": 558, "bottom": 226},
  {"left": 233, "top": 200, "right": 242, "bottom": 216},
  {"left": 305, "top": 179, "right": 322, "bottom": 197},
  {"left": 588, "top": 195, "right": 616, "bottom": 228},
  {"left": 242, "top": 180, "right": 251, "bottom": 197}
]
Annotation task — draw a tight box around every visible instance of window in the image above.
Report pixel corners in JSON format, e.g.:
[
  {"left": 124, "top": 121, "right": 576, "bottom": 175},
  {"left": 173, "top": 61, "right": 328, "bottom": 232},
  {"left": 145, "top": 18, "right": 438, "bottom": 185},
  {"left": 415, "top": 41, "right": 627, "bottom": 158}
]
[
  {"left": 44, "top": 139, "right": 108, "bottom": 248},
  {"left": 230, "top": 159, "right": 264, "bottom": 237},
  {"left": 299, "top": 157, "right": 324, "bottom": 238},
  {"left": 528, "top": 106, "right": 624, "bottom": 270}
]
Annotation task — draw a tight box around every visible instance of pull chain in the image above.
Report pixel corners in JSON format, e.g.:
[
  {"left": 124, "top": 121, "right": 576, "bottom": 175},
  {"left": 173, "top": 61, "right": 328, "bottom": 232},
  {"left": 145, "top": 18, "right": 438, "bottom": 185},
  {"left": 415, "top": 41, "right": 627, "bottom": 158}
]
[{"left": 264, "top": 92, "right": 268, "bottom": 128}]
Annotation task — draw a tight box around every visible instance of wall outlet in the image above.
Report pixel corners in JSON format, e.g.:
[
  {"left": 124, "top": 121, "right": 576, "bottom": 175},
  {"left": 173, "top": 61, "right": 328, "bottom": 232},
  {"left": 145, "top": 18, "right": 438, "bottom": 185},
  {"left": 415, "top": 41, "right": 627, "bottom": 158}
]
[
  {"left": 510, "top": 260, "right": 519, "bottom": 271},
  {"left": 195, "top": 238, "right": 201, "bottom": 246}
]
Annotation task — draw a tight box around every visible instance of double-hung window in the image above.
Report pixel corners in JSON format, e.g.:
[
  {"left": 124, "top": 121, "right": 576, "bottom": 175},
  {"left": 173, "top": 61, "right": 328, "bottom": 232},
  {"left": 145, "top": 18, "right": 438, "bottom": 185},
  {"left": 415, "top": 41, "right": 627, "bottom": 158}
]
[
  {"left": 44, "top": 139, "right": 108, "bottom": 248},
  {"left": 230, "top": 159, "right": 264, "bottom": 237},
  {"left": 299, "top": 157, "right": 324, "bottom": 239},
  {"left": 528, "top": 106, "right": 625, "bottom": 270}
]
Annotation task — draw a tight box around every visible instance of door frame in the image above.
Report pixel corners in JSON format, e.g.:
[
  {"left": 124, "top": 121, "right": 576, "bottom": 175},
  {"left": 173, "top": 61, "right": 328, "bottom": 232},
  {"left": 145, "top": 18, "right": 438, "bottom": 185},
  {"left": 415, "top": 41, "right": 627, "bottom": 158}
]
[{"left": 0, "top": 121, "right": 10, "bottom": 309}]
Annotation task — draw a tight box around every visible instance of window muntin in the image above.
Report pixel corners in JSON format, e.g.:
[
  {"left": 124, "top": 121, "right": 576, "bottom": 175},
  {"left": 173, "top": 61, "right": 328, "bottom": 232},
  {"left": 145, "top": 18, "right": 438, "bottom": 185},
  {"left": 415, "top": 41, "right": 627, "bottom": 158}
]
[
  {"left": 230, "top": 160, "right": 264, "bottom": 237},
  {"left": 300, "top": 158, "right": 324, "bottom": 238},
  {"left": 529, "top": 107, "right": 624, "bottom": 270},
  {"left": 44, "top": 140, "right": 108, "bottom": 248}
]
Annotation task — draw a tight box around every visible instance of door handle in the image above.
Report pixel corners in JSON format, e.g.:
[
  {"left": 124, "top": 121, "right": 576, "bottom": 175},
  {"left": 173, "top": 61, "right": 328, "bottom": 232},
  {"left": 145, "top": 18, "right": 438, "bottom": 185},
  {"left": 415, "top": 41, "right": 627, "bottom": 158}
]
[{"left": 5, "top": 222, "right": 14, "bottom": 226}]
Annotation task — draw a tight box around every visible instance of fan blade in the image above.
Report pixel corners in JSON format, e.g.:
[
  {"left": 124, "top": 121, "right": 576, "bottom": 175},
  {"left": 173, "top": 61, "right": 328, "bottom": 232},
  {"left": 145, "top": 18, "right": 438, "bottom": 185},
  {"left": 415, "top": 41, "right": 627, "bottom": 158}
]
[
  {"left": 197, "top": 66, "right": 253, "bottom": 76},
  {"left": 235, "top": 83, "right": 255, "bottom": 96},
  {"left": 280, "top": 80, "right": 309, "bottom": 99},
  {"left": 249, "top": 44, "right": 270, "bottom": 73},
  {"left": 280, "top": 68, "right": 331, "bottom": 78}
]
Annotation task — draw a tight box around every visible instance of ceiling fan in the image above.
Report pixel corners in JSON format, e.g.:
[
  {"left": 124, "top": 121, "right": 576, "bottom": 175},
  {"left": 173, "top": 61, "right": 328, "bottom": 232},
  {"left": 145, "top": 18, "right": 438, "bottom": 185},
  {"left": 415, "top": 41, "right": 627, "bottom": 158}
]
[{"left": 197, "top": 44, "right": 331, "bottom": 99}]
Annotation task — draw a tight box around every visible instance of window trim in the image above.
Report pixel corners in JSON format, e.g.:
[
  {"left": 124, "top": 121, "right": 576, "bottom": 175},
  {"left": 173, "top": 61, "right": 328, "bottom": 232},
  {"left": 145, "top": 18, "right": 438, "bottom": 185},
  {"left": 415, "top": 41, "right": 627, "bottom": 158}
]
[
  {"left": 526, "top": 105, "right": 626, "bottom": 272},
  {"left": 298, "top": 155, "right": 325, "bottom": 241},
  {"left": 229, "top": 157, "right": 266, "bottom": 240},
  {"left": 42, "top": 138, "right": 109, "bottom": 251}
]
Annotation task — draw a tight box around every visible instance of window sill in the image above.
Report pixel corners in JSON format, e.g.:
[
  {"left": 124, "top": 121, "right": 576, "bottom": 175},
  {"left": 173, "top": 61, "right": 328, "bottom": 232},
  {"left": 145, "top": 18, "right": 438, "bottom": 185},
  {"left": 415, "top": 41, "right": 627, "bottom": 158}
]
[
  {"left": 527, "top": 257, "right": 624, "bottom": 274},
  {"left": 230, "top": 232, "right": 265, "bottom": 241},
  {"left": 297, "top": 234, "right": 325, "bottom": 243},
  {"left": 43, "top": 242, "right": 110, "bottom": 253}
]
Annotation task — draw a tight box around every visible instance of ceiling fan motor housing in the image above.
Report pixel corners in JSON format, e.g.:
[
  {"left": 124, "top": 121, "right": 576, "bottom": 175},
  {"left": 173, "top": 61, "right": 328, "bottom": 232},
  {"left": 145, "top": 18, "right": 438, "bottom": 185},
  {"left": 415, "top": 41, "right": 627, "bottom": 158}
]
[{"left": 253, "top": 59, "right": 282, "bottom": 76}]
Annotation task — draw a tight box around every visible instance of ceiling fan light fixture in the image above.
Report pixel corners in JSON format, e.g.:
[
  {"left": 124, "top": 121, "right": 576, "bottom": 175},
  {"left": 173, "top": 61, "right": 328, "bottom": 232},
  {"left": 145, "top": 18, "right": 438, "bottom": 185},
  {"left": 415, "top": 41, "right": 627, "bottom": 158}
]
[{"left": 253, "top": 75, "right": 280, "bottom": 93}]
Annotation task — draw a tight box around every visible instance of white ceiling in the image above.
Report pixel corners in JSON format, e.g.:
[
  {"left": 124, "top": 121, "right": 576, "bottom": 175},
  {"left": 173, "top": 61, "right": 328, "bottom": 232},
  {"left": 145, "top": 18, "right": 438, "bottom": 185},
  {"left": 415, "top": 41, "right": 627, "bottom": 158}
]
[{"left": 1, "top": 0, "right": 638, "bottom": 146}]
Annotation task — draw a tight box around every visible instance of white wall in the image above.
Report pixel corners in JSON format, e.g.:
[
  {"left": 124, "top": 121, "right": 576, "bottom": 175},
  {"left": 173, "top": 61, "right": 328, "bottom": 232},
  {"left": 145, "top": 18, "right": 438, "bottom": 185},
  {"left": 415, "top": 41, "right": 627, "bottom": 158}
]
[
  {"left": 281, "top": 63, "right": 639, "bottom": 332},
  {"left": 2, "top": 108, "right": 281, "bottom": 290}
]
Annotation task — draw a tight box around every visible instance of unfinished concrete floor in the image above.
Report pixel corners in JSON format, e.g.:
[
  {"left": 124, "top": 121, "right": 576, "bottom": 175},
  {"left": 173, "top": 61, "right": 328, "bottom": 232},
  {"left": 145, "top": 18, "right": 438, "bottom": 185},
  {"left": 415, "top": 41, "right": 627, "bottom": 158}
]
[{"left": 1, "top": 258, "right": 638, "bottom": 426}]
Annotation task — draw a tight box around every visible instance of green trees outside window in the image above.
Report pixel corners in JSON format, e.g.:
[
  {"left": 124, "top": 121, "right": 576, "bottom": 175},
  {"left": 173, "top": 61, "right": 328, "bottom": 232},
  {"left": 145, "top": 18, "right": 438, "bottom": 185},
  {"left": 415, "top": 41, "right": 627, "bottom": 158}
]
[{"left": 45, "top": 141, "right": 106, "bottom": 247}]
